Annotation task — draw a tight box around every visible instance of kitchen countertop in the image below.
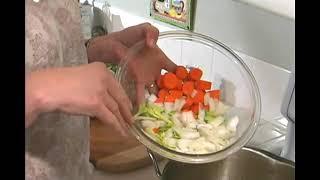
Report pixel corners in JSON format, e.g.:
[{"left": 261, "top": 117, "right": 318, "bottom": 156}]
[{"left": 92, "top": 160, "right": 168, "bottom": 180}]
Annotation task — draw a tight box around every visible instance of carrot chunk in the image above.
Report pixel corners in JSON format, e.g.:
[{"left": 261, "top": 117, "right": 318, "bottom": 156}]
[
  {"left": 182, "top": 81, "right": 195, "bottom": 96},
  {"left": 196, "top": 80, "right": 212, "bottom": 90},
  {"left": 158, "top": 89, "right": 169, "bottom": 98},
  {"left": 163, "top": 73, "right": 179, "bottom": 90},
  {"left": 189, "top": 68, "right": 203, "bottom": 81},
  {"left": 208, "top": 90, "right": 220, "bottom": 101},
  {"left": 175, "top": 66, "right": 188, "bottom": 80}
]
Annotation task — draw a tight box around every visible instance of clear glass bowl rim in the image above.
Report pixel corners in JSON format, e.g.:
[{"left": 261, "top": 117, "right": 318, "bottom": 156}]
[{"left": 116, "top": 30, "right": 261, "bottom": 164}]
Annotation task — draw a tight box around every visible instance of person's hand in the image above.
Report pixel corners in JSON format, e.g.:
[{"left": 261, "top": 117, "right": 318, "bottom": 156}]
[
  {"left": 26, "top": 62, "right": 132, "bottom": 136},
  {"left": 86, "top": 23, "right": 177, "bottom": 105},
  {"left": 125, "top": 42, "right": 177, "bottom": 105},
  {"left": 86, "top": 23, "right": 160, "bottom": 63}
]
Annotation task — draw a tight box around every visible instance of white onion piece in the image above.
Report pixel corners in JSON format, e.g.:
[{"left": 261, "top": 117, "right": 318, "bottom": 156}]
[
  {"left": 198, "top": 109, "right": 205, "bottom": 121},
  {"left": 226, "top": 116, "right": 239, "bottom": 132},
  {"left": 180, "top": 128, "right": 200, "bottom": 139},
  {"left": 208, "top": 98, "right": 216, "bottom": 112},
  {"left": 198, "top": 126, "right": 213, "bottom": 137},
  {"left": 186, "top": 121, "right": 197, "bottom": 129},
  {"left": 204, "top": 93, "right": 211, "bottom": 106},
  {"left": 163, "top": 137, "right": 177, "bottom": 148},
  {"left": 154, "top": 103, "right": 164, "bottom": 108},
  {"left": 145, "top": 90, "right": 150, "bottom": 99},
  {"left": 180, "top": 111, "right": 196, "bottom": 127},
  {"left": 177, "top": 139, "right": 192, "bottom": 152},
  {"left": 172, "top": 113, "right": 183, "bottom": 128},
  {"left": 213, "top": 126, "right": 232, "bottom": 139},
  {"left": 215, "top": 101, "right": 229, "bottom": 115},
  {"left": 141, "top": 120, "right": 157, "bottom": 129},
  {"left": 164, "top": 102, "right": 174, "bottom": 112},
  {"left": 209, "top": 116, "right": 224, "bottom": 127},
  {"left": 148, "top": 94, "right": 158, "bottom": 103},
  {"left": 174, "top": 98, "right": 186, "bottom": 112}
]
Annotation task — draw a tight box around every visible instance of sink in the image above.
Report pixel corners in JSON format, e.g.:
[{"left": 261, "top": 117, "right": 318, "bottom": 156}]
[{"left": 160, "top": 147, "right": 294, "bottom": 180}]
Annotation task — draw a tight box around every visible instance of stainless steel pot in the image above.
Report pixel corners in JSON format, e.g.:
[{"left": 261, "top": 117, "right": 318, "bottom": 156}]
[{"left": 148, "top": 147, "right": 295, "bottom": 180}]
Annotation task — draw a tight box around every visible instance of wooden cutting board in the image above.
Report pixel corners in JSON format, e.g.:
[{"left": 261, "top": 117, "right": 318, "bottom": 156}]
[{"left": 90, "top": 118, "right": 155, "bottom": 173}]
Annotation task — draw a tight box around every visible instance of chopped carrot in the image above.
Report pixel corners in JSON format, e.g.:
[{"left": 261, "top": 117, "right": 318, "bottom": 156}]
[
  {"left": 158, "top": 89, "right": 169, "bottom": 98},
  {"left": 208, "top": 90, "right": 220, "bottom": 100},
  {"left": 169, "top": 90, "right": 183, "bottom": 99},
  {"left": 193, "top": 90, "right": 205, "bottom": 104},
  {"left": 164, "top": 95, "right": 176, "bottom": 102},
  {"left": 196, "top": 80, "right": 212, "bottom": 90},
  {"left": 176, "top": 79, "right": 183, "bottom": 90},
  {"left": 182, "top": 108, "right": 191, "bottom": 112},
  {"left": 203, "top": 105, "right": 209, "bottom": 111},
  {"left": 198, "top": 102, "right": 204, "bottom": 109},
  {"left": 191, "top": 104, "right": 199, "bottom": 115},
  {"left": 175, "top": 66, "right": 188, "bottom": 80},
  {"left": 156, "top": 75, "right": 164, "bottom": 89},
  {"left": 163, "top": 72, "right": 179, "bottom": 90},
  {"left": 183, "top": 97, "right": 194, "bottom": 109},
  {"left": 189, "top": 68, "right": 203, "bottom": 81},
  {"left": 155, "top": 97, "right": 164, "bottom": 103},
  {"left": 182, "top": 81, "right": 195, "bottom": 96},
  {"left": 152, "top": 127, "right": 160, "bottom": 133}
]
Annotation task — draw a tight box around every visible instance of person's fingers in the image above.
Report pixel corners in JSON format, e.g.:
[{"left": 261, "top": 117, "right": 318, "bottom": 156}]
[
  {"left": 95, "top": 103, "right": 127, "bottom": 137},
  {"left": 106, "top": 77, "right": 134, "bottom": 124},
  {"left": 102, "top": 93, "right": 130, "bottom": 133},
  {"left": 144, "top": 24, "right": 159, "bottom": 48},
  {"left": 114, "top": 109, "right": 130, "bottom": 136},
  {"left": 146, "top": 81, "right": 159, "bottom": 95},
  {"left": 159, "top": 46, "right": 177, "bottom": 72},
  {"left": 136, "top": 83, "right": 146, "bottom": 107},
  {"left": 111, "top": 41, "right": 129, "bottom": 63},
  {"left": 113, "top": 23, "right": 159, "bottom": 48}
]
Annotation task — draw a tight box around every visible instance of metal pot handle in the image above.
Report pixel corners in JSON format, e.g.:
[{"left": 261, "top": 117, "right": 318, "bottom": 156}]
[{"left": 147, "top": 148, "right": 162, "bottom": 177}]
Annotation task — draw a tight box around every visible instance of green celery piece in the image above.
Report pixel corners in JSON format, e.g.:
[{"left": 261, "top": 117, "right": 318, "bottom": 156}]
[
  {"left": 135, "top": 102, "right": 148, "bottom": 117},
  {"left": 168, "top": 111, "right": 176, "bottom": 116},
  {"left": 159, "top": 124, "right": 172, "bottom": 133},
  {"left": 204, "top": 115, "right": 216, "bottom": 123},
  {"left": 172, "top": 129, "right": 181, "bottom": 139},
  {"left": 135, "top": 102, "right": 174, "bottom": 127},
  {"left": 204, "top": 110, "right": 217, "bottom": 123},
  {"left": 148, "top": 108, "right": 173, "bottom": 125},
  {"left": 206, "top": 111, "right": 216, "bottom": 117}
]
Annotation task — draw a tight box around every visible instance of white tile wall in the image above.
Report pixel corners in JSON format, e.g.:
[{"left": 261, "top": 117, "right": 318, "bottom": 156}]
[
  {"left": 158, "top": 38, "right": 291, "bottom": 122},
  {"left": 92, "top": 0, "right": 292, "bottom": 122},
  {"left": 157, "top": 40, "right": 182, "bottom": 65},
  {"left": 241, "top": 54, "right": 291, "bottom": 121},
  {"left": 180, "top": 41, "right": 215, "bottom": 82}
]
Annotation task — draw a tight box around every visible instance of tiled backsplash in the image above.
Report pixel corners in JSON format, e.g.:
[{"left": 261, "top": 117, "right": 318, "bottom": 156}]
[
  {"left": 234, "top": 51, "right": 291, "bottom": 121},
  {"left": 158, "top": 38, "right": 291, "bottom": 122}
]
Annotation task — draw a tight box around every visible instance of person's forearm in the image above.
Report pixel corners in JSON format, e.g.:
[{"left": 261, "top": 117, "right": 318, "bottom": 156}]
[
  {"left": 26, "top": 77, "right": 43, "bottom": 127},
  {"left": 25, "top": 73, "right": 56, "bottom": 128}
]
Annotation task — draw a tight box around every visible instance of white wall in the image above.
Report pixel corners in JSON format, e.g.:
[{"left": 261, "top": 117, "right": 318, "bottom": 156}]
[{"left": 98, "top": 0, "right": 294, "bottom": 71}]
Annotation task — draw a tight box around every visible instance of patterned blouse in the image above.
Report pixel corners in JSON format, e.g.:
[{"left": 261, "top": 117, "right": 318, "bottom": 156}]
[{"left": 26, "top": 0, "right": 92, "bottom": 179}]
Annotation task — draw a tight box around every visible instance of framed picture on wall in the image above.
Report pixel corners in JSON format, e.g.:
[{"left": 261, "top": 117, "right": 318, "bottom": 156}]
[{"left": 150, "top": 0, "right": 195, "bottom": 30}]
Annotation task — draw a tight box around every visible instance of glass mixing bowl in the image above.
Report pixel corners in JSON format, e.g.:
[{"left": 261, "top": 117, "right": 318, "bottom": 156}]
[{"left": 116, "top": 31, "right": 261, "bottom": 164}]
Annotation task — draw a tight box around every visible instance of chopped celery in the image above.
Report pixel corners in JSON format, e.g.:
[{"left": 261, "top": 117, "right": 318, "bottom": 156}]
[{"left": 172, "top": 129, "right": 181, "bottom": 139}]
